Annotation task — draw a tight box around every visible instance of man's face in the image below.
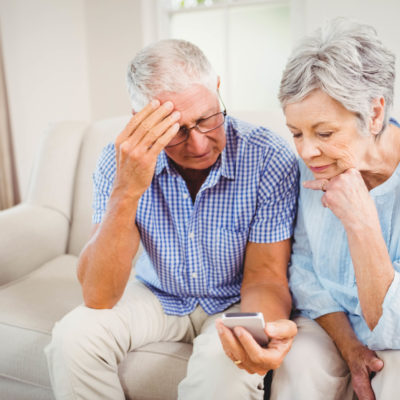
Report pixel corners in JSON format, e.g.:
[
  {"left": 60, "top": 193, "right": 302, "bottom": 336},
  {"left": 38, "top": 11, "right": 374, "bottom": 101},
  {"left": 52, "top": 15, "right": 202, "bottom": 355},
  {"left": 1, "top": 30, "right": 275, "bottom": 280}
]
[{"left": 157, "top": 84, "right": 226, "bottom": 171}]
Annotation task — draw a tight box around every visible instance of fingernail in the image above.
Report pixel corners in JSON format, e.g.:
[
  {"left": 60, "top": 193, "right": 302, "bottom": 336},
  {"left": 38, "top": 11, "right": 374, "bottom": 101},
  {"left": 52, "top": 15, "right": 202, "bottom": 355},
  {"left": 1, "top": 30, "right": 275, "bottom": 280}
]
[
  {"left": 267, "top": 323, "right": 276, "bottom": 335},
  {"left": 234, "top": 327, "right": 242, "bottom": 337},
  {"left": 164, "top": 101, "right": 173, "bottom": 110},
  {"left": 151, "top": 99, "right": 160, "bottom": 107},
  {"left": 172, "top": 111, "right": 180, "bottom": 119}
]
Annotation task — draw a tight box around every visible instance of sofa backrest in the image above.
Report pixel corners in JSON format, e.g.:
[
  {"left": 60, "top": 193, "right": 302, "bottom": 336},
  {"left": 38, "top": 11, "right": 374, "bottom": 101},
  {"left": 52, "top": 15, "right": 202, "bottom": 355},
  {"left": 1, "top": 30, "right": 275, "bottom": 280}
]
[{"left": 68, "top": 116, "right": 129, "bottom": 256}]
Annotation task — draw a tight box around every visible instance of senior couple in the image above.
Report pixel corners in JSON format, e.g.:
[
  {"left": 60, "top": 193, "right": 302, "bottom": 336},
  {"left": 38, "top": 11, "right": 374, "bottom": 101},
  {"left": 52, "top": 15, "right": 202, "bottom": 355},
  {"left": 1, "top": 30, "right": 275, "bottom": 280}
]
[{"left": 45, "top": 18, "right": 400, "bottom": 400}]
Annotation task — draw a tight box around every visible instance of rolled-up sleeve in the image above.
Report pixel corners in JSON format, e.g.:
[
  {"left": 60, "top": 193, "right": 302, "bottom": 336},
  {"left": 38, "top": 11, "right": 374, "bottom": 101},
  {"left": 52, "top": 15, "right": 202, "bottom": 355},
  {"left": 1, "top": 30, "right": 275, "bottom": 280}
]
[
  {"left": 289, "top": 198, "right": 345, "bottom": 319},
  {"left": 249, "top": 145, "right": 299, "bottom": 243},
  {"left": 368, "top": 264, "right": 400, "bottom": 350},
  {"left": 92, "top": 143, "right": 116, "bottom": 224}
]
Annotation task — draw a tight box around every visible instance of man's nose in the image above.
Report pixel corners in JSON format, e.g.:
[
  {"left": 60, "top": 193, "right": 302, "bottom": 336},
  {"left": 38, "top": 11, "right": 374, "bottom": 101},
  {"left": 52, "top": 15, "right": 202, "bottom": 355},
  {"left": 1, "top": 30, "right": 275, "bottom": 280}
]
[{"left": 186, "top": 129, "right": 209, "bottom": 153}]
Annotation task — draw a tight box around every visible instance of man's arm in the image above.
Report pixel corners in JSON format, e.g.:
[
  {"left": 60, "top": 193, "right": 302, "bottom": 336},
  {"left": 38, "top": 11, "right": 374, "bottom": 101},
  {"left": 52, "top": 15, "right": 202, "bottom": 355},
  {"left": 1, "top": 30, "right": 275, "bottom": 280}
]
[
  {"left": 77, "top": 100, "right": 180, "bottom": 309},
  {"left": 217, "top": 240, "right": 297, "bottom": 375},
  {"left": 240, "top": 240, "right": 292, "bottom": 321}
]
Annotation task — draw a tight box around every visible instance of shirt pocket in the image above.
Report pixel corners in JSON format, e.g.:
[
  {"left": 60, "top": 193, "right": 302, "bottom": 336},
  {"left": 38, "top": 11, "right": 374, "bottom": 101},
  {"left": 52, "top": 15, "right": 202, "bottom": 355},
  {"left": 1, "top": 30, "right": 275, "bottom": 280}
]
[{"left": 206, "top": 227, "right": 248, "bottom": 285}]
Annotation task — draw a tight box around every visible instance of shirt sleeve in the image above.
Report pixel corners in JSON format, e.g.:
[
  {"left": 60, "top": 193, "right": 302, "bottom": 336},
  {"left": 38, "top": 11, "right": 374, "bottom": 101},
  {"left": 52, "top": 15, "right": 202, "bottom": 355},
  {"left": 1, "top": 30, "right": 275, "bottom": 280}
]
[
  {"left": 248, "top": 143, "right": 299, "bottom": 243},
  {"left": 92, "top": 143, "right": 116, "bottom": 224},
  {"left": 367, "top": 263, "right": 400, "bottom": 350},
  {"left": 289, "top": 193, "right": 345, "bottom": 319}
]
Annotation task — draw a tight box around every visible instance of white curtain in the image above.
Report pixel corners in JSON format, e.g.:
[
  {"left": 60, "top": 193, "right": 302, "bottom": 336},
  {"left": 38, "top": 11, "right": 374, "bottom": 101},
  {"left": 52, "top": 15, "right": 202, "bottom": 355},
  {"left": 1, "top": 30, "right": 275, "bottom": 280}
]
[{"left": 0, "top": 29, "right": 19, "bottom": 210}]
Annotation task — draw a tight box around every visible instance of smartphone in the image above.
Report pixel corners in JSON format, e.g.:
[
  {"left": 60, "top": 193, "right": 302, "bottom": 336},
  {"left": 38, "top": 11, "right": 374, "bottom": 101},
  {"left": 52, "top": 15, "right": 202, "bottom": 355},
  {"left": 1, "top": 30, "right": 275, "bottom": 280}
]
[{"left": 221, "top": 312, "right": 269, "bottom": 346}]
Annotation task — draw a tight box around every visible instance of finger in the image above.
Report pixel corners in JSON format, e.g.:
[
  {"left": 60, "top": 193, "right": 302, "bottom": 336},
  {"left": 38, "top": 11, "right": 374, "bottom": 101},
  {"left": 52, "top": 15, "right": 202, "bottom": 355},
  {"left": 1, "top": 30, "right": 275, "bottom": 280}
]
[
  {"left": 266, "top": 320, "right": 298, "bottom": 340},
  {"left": 303, "top": 179, "right": 329, "bottom": 192},
  {"left": 234, "top": 327, "right": 289, "bottom": 371},
  {"left": 148, "top": 122, "right": 180, "bottom": 156},
  {"left": 139, "top": 110, "right": 181, "bottom": 149},
  {"left": 352, "top": 372, "right": 376, "bottom": 400},
  {"left": 367, "top": 356, "right": 384, "bottom": 373},
  {"left": 216, "top": 320, "right": 246, "bottom": 363},
  {"left": 116, "top": 100, "right": 160, "bottom": 146},
  {"left": 128, "top": 101, "right": 175, "bottom": 146}
]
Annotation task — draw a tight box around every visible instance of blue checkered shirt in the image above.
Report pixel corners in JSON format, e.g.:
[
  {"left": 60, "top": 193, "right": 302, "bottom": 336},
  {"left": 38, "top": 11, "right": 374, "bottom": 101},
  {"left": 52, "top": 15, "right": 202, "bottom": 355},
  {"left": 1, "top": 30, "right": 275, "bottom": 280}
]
[{"left": 92, "top": 116, "right": 299, "bottom": 315}]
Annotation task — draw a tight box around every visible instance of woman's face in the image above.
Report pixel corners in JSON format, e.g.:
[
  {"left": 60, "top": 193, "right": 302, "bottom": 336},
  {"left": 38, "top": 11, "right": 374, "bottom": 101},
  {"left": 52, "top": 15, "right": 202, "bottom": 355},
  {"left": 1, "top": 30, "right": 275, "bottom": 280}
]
[{"left": 284, "top": 89, "right": 370, "bottom": 179}]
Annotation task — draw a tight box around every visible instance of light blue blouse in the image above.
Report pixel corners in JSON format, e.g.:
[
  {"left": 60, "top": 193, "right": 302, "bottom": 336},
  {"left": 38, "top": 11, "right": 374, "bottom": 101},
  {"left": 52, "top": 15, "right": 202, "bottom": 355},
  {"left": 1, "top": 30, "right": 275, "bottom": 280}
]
[{"left": 290, "top": 147, "right": 400, "bottom": 350}]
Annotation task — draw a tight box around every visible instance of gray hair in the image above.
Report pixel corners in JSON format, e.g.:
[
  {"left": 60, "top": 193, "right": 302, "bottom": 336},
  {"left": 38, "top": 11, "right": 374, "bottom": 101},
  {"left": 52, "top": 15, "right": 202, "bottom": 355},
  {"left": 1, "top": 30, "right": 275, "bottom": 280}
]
[
  {"left": 279, "top": 18, "right": 396, "bottom": 134},
  {"left": 126, "top": 39, "right": 218, "bottom": 111}
]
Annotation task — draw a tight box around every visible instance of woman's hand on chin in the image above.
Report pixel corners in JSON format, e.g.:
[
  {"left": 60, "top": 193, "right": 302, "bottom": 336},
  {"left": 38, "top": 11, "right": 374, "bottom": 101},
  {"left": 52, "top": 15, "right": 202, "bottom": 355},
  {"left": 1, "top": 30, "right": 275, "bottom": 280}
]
[{"left": 303, "top": 168, "right": 378, "bottom": 231}]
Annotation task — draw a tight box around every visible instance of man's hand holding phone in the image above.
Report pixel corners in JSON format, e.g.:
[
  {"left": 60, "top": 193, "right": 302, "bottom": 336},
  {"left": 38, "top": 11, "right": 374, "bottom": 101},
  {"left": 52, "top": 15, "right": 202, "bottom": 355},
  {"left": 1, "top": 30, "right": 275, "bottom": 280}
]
[{"left": 216, "top": 313, "right": 297, "bottom": 376}]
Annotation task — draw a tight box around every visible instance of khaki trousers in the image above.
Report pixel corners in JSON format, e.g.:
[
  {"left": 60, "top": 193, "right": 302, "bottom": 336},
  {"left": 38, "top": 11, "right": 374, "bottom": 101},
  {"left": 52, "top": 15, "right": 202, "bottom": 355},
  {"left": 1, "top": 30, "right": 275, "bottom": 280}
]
[
  {"left": 271, "top": 316, "right": 400, "bottom": 400},
  {"left": 45, "top": 281, "right": 264, "bottom": 400}
]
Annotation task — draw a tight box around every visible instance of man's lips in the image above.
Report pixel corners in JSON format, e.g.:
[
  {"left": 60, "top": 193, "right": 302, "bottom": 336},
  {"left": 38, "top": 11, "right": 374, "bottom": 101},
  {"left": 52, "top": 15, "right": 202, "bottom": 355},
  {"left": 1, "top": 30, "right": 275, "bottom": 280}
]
[{"left": 190, "top": 151, "right": 210, "bottom": 159}]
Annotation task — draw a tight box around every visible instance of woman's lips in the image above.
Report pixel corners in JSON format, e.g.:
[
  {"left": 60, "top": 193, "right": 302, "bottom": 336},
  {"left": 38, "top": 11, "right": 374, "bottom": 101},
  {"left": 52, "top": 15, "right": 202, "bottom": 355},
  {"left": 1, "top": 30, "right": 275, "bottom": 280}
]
[{"left": 309, "top": 164, "right": 331, "bottom": 173}]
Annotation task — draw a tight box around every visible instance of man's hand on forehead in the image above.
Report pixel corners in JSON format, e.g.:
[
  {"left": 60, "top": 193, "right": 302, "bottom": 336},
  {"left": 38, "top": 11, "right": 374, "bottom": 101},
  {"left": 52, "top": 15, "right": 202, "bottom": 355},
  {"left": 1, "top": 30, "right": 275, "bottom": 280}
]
[{"left": 113, "top": 99, "right": 180, "bottom": 200}]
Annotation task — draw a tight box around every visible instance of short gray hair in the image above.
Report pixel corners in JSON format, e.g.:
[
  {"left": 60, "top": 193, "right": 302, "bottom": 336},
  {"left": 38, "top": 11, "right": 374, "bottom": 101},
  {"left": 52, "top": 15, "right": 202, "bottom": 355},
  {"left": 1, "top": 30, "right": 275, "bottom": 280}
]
[
  {"left": 126, "top": 39, "right": 218, "bottom": 111},
  {"left": 279, "top": 18, "right": 396, "bottom": 134}
]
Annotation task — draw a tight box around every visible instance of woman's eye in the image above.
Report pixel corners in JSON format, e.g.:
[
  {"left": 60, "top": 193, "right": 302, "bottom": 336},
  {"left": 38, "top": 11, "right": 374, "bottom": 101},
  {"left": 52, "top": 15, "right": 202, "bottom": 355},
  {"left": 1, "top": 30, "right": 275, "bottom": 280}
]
[
  {"left": 317, "top": 132, "right": 333, "bottom": 138},
  {"left": 292, "top": 132, "right": 302, "bottom": 139}
]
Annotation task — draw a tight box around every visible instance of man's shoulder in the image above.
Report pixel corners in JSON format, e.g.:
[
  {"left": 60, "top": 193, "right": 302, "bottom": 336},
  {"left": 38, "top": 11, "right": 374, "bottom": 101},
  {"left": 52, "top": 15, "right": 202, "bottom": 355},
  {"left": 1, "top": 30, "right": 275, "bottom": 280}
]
[{"left": 227, "top": 115, "right": 294, "bottom": 157}]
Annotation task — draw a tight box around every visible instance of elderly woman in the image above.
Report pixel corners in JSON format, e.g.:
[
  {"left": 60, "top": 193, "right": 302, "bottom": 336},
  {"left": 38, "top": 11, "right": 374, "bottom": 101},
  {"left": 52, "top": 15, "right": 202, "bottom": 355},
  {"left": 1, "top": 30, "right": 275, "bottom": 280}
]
[{"left": 269, "top": 19, "right": 400, "bottom": 400}]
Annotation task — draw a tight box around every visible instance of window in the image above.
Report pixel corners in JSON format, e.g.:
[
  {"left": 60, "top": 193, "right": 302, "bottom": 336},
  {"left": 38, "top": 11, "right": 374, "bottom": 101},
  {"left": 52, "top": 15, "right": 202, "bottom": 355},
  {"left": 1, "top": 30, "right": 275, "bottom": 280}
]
[{"left": 166, "top": 0, "right": 291, "bottom": 112}]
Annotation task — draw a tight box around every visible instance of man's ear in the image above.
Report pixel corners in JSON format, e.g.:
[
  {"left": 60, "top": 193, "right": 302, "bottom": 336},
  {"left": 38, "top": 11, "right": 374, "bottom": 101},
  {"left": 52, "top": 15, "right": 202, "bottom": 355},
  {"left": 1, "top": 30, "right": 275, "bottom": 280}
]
[{"left": 369, "top": 96, "right": 385, "bottom": 135}]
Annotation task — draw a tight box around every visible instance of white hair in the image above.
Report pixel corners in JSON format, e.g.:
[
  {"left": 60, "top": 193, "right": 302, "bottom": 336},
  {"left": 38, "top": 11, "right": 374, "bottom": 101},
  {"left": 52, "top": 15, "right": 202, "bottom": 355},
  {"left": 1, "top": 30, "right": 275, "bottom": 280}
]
[
  {"left": 279, "top": 18, "right": 396, "bottom": 135},
  {"left": 126, "top": 39, "right": 218, "bottom": 111}
]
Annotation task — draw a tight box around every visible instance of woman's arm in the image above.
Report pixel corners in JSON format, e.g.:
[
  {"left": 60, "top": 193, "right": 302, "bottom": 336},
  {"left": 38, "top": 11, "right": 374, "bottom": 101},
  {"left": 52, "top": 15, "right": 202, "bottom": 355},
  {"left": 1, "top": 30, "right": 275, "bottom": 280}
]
[
  {"left": 304, "top": 168, "right": 395, "bottom": 329},
  {"left": 316, "top": 312, "right": 383, "bottom": 400}
]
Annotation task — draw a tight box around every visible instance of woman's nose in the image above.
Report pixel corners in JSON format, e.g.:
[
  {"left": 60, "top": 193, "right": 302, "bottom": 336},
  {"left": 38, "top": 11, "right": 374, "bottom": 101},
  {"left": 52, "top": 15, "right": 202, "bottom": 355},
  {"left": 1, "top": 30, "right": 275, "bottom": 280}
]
[{"left": 298, "top": 138, "right": 321, "bottom": 160}]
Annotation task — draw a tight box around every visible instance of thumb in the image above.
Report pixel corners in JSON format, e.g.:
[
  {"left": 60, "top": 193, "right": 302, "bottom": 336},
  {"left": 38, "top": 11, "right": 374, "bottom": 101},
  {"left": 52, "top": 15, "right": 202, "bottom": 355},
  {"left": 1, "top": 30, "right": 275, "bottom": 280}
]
[
  {"left": 265, "top": 320, "right": 297, "bottom": 340},
  {"left": 368, "top": 356, "right": 384, "bottom": 373}
]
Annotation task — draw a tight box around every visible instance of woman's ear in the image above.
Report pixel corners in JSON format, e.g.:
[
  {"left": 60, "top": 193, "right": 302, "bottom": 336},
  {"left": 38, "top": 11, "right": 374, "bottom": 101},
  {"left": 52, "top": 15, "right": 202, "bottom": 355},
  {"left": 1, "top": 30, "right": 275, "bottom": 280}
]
[
  {"left": 369, "top": 96, "right": 385, "bottom": 135},
  {"left": 217, "top": 76, "right": 221, "bottom": 90}
]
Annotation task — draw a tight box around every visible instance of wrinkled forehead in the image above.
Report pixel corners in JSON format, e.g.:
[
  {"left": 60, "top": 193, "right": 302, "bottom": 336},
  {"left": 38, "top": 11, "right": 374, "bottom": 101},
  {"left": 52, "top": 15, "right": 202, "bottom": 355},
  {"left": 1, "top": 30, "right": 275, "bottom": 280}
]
[{"left": 156, "top": 83, "right": 219, "bottom": 117}]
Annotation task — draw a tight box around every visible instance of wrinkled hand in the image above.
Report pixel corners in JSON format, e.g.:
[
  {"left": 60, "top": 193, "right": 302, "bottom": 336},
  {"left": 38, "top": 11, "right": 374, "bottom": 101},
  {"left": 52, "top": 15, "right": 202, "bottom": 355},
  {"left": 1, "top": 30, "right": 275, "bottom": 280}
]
[
  {"left": 216, "top": 319, "right": 297, "bottom": 375},
  {"left": 343, "top": 343, "right": 383, "bottom": 400},
  {"left": 113, "top": 100, "right": 180, "bottom": 200},
  {"left": 303, "top": 168, "right": 378, "bottom": 230}
]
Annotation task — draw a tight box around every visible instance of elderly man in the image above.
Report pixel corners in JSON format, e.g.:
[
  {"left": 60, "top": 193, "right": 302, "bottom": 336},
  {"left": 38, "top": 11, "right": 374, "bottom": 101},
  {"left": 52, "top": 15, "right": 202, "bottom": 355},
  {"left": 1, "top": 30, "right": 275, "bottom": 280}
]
[{"left": 45, "top": 39, "right": 298, "bottom": 399}]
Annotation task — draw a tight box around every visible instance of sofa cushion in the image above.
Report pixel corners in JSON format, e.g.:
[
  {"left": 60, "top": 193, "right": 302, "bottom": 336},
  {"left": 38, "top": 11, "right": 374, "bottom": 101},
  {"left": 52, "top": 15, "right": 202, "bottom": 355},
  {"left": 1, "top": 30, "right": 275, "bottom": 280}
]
[{"left": 0, "top": 255, "right": 82, "bottom": 393}]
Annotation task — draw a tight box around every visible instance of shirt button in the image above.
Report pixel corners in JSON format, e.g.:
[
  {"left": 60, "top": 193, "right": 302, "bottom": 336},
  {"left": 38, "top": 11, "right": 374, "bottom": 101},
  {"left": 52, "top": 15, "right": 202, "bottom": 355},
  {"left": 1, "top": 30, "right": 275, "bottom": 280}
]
[
  {"left": 188, "top": 232, "right": 194, "bottom": 239},
  {"left": 183, "top": 193, "right": 189, "bottom": 199},
  {"left": 191, "top": 272, "right": 198, "bottom": 279}
]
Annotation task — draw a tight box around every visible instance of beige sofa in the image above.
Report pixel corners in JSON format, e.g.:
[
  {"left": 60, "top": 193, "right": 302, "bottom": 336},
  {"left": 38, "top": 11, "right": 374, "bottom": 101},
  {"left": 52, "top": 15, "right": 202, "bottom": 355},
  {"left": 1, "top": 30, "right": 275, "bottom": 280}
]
[{"left": 0, "top": 112, "right": 290, "bottom": 400}]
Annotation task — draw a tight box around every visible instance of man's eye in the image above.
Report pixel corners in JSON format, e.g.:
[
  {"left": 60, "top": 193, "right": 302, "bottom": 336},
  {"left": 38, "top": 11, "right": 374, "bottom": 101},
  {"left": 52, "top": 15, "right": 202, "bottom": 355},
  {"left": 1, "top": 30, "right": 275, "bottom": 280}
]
[
  {"left": 292, "top": 132, "right": 302, "bottom": 139},
  {"left": 178, "top": 128, "right": 188, "bottom": 137}
]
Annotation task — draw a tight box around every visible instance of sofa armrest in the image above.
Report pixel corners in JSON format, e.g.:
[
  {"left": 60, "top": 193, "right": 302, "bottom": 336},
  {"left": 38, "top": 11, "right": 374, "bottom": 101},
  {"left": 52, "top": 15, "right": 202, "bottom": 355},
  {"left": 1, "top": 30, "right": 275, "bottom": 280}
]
[{"left": 0, "top": 204, "right": 69, "bottom": 285}]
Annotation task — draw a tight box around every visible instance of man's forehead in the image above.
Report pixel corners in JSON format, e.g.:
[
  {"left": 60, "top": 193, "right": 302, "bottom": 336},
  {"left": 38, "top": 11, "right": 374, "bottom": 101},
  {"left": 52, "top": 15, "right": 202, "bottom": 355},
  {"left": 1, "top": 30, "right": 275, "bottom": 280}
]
[{"left": 156, "top": 83, "right": 214, "bottom": 104}]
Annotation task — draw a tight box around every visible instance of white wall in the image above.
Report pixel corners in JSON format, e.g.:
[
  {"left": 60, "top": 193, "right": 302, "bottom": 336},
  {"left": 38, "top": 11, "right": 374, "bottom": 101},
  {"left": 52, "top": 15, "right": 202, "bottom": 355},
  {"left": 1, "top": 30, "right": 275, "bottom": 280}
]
[
  {"left": 84, "top": 0, "right": 143, "bottom": 121},
  {"left": 0, "top": 0, "right": 144, "bottom": 198},
  {"left": 292, "top": 0, "right": 400, "bottom": 113}
]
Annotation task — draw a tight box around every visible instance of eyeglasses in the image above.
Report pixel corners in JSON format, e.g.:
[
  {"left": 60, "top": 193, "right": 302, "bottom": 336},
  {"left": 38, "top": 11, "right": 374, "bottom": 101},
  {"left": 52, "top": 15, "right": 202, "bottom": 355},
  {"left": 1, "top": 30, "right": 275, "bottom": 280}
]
[{"left": 165, "top": 96, "right": 227, "bottom": 148}]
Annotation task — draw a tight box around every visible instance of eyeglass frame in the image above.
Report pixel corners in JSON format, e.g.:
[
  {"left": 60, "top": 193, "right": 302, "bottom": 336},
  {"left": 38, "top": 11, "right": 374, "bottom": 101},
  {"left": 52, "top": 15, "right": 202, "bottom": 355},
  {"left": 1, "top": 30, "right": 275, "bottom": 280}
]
[{"left": 165, "top": 94, "right": 227, "bottom": 148}]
